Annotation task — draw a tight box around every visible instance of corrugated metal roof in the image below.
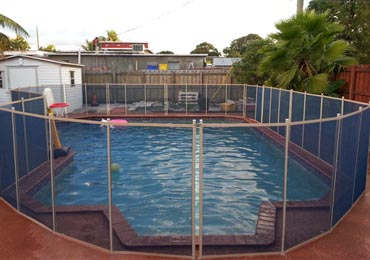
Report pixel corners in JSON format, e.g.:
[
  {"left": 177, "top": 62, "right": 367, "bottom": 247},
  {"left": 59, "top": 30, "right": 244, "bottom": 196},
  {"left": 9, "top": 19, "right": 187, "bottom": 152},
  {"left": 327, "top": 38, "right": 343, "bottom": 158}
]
[{"left": 213, "top": 57, "right": 241, "bottom": 67}]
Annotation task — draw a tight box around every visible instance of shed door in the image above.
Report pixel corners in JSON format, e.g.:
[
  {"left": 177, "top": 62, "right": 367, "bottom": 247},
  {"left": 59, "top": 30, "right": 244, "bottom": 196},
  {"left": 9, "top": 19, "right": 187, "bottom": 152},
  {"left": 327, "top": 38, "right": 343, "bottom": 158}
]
[{"left": 8, "top": 66, "right": 38, "bottom": 89}]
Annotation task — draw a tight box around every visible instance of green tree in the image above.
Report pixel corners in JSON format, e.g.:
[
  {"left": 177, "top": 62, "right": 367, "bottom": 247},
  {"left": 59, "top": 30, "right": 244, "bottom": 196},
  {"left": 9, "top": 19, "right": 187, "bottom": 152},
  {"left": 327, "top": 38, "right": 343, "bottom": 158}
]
[
  {"left": 81, "top": 39, "right": 94, "bottom": 51},
  {"left": 232, "top": 38, "right": 273, "bottom": 85},
  {"left": 7, "top": 35, "right": 30, "bottom": 51},
  {"left": 190, "top": 42, "right": 221, "bottom": 56},
  {"left": 0, "top": 14, "right": 29, "bottom": 53},
  {"left": 223, "top": 34, "right": 262, "bottom": 57},
  {"left": 82, "top": 36, "right": 105, "bottom": 51},
  {"left": 39, "top": 44, "right": 57, "bottom": 52},
  {"left": 258, "top": 10, "right": 357, "bottom": 94},
  {"left": 157, "top": 50, "right": 174, "bottom": 54},
  {"left": 106, "top": 30, "right": 120, "bottom": 41},
  {"left": 81, "top": 30, "right": 120, "bottom": 51},
  {"left": 307, "top": 0, "right": 370, "bottom": 63}
]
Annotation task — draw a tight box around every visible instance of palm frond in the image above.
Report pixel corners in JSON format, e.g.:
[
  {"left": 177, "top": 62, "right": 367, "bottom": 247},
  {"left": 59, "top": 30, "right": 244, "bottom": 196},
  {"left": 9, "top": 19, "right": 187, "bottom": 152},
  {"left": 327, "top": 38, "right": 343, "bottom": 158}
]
[
  {"left": 0, "top": 14, "right": 29, "bottom": 37},
  {"left": 277, "top": 64, "right": 298, "bottom": 88},
  {"left": 304, "top": 73, "right": 328, "bottom": 94},
  {"left": 324, "top": 40, "right": 349, "bottom": 61}
]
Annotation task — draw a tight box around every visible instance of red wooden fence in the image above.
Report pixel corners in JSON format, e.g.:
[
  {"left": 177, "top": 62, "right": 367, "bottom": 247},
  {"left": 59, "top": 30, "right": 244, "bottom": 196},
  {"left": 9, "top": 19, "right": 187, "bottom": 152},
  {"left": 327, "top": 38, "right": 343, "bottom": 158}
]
[{"left": 337, "top": 64, "right": 370, "bottom": 103}]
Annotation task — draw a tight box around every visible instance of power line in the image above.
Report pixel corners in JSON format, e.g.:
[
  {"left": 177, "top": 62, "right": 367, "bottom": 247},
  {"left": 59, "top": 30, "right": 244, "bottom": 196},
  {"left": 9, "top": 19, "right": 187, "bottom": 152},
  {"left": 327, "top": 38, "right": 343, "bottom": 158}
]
[{"left": 118, "top": 0, "right": 196, "bottom": 35}]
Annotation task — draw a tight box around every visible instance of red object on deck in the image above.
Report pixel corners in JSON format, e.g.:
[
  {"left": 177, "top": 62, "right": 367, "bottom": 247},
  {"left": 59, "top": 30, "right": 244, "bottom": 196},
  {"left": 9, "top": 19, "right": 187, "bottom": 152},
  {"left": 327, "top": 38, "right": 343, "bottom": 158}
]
[{"left": 50, "top": 102, "right": 69, "bottom": 108}]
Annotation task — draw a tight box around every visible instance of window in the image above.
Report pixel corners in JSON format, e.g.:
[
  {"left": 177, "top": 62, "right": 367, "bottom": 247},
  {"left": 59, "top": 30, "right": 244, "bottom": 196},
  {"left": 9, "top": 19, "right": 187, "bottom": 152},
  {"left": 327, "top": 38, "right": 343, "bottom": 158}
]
[
  {"left": 132, "top": 44, "right": 144, "bottom": 52},
  {"left": 0, "top": 71, "right": 3, "bottom": 89},
  {"left": 70, "top": 71, "right": 75, "bottom": 87},
  {"left": 168, "top": 61, "right": 180, "bottom": 70}
]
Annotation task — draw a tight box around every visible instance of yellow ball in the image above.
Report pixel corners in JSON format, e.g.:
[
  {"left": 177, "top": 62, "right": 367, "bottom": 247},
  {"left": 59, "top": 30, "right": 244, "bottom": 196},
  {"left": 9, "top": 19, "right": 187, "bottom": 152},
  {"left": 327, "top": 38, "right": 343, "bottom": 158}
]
[{"left": 111, "top": 163, "right": 121, "bottom": 172}]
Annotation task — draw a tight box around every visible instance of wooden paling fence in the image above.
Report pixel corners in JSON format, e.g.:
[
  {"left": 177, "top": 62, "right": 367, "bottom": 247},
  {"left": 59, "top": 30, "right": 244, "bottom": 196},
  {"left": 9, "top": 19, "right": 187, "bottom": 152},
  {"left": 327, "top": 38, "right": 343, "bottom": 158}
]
[
  {"left": 337, "top": 64, "right": 370, "bottom": 103},
  {"left": 83, "top": 70, "right": 237, "bottom": 85},
  {"left": 84, "top": 65, "right": 370, "bottom": 103}
]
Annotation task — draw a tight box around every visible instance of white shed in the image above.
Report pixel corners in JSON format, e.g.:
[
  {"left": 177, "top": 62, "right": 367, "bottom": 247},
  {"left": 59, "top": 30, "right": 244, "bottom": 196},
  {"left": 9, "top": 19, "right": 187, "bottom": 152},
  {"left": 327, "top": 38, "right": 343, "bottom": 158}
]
[{"left": 0, "top": 55, "right": 83, "bottom": 113}]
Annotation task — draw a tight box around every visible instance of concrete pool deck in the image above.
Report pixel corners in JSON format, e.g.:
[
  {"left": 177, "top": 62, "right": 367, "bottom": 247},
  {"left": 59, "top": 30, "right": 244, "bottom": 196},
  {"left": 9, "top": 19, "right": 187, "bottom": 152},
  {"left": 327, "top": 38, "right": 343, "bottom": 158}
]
[{"left": 1, "top": 175, "right": 369, "bottom": 260}]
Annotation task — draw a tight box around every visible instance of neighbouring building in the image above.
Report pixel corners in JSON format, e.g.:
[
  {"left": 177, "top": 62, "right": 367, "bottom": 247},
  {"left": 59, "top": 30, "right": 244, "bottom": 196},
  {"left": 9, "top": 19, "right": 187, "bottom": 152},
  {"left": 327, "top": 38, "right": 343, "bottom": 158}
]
[
  {"left": 99, "top": 41, "right": 153, "bottom": 54},
  {"left": 0, "top": 55, "right": 83, "bottom": 112},
  {"left": 212, "top": 57, "right": 242, "bottom": 68},
  {"left": 45, "top": 51, "right": 207, "bottom": 72}
]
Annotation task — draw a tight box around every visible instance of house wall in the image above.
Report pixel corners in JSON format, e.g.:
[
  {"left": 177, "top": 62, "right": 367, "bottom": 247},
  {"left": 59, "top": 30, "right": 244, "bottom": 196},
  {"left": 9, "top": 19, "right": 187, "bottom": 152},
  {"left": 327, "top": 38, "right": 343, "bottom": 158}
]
[
  {"left": 46, "top": 53, "right": 206, "bottom": 73},
  {"left": 0, "top": 58, "right": 63, "bottom": 87},
  {"left": 0, "top": 57, "right": 83, "bottom": 111},
  {"left": 61, "top": 66, "right": 83, "bottom": 113}
]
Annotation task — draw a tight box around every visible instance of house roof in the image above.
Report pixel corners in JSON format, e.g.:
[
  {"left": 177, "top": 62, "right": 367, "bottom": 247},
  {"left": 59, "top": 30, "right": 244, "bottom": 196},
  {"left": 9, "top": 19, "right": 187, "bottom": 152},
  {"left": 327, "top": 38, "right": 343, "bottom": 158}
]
[
  {"left": 0, "top": 55, "right": 84, "bottom": 67},
  {"left": 45, "top": 51, "right": 208, "bottom": 58},
  {"left": 213, "top": 57, "right": 241, "bottom": 67}
]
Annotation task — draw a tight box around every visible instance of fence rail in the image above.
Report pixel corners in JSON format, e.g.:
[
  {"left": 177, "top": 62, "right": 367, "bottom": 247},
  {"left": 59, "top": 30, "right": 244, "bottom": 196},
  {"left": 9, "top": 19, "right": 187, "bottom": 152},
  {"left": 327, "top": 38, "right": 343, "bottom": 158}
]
[{"left": 1, "top": 86, "right": 370, "bottom": 259}]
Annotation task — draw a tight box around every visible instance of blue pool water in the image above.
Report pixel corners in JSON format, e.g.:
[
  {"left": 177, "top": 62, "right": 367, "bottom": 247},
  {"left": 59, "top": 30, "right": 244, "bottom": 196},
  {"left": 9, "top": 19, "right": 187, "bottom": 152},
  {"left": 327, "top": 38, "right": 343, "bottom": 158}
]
[{"left": 35, "top": 119, "right": 330, "bottom": 235}]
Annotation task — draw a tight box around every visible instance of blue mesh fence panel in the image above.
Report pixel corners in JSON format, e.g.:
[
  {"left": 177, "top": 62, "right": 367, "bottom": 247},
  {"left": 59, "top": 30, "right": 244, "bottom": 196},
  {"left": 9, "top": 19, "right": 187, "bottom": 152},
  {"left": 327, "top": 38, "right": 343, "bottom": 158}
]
[
  {"left": 0, "top": 110, "right": 15, "bottom": 195},
  {"left": 10, "top": 102, "right": 28, "bottom": 178},
  {"left": 319, "top": 120, "right": 337, "bottom": 164},
  {"left": 111, "top": 125, "right": 193, "bottom": 255},
  {"left": 202, "top": 125, "right": 283, "bottom": 255},
  {"left": 290, "top": 93, "right": 304, "bottom": 147},
  {"left": 35, "top": 120, "right": 110, "bottom": 247},
  {"left": 353, "top": 108, "right": 370, "bottom": 201},
  {"left": 332, "top": 114, "right": 361, "bottom": 225},
  {"left": 323, "top": 98, "right": 341, "bottom": 118},
  {"left": 269, "top": 88, "right": 280, "bottom": 132},
  {"left": 127, "top": 84, "right": 145, "bottom": 114},
  {"left": 305, "top": 95, "right": 321, "bottom": 120},
  {"left": 23, "top": 98, "right": 48, "bottom": 172},
  {"left": 303, "top": 95, "right": 321, "bottom": 154},
  {"left": 255, "top": 87, "right": 262, "bottom": 122},
  {"left": 292, "top": 92, "right": 304, "bottom": 122},
  {"left": 168, "top": 85, "right": 187, "bottom": 113},
  {"left": 86, "top": 84, "right": 107, "bottom": 105},
  {"left": 278, "top": 90, "right": 290, "bottom": 136},
  {"left": 146, "top": 85, "right": 165, "bottom": 113},
  {"left": 246, "top": 85, "right": 257, "bottom": 119},
  {"left": 18, "top": 116, "right": 52, "bottom": 230},
  {"left": 262, "top": 88, "right": 271, "bottom": 123},
  {"left": 344, "top": 101, "right": 362, "bottom": 115},
  {"left": 270, "top": 88, "right": 280, "bottom": 124},
  {"left": 109, "top": 84, "right": 123, "bottom": 104},
  {"left": 11, "top": 90, "right": 40, "bottom": 102},
  {"left": 303, "top": 121, "right": 320, "bottom": 157},
  {"left": 285, "top": 125, "right": 331, "bottom": 250},
  {"left": 25, "top": 115, "right": 48, "bottom": 172},
  {"left": 15, "top": 113, "right": 27, "bottom": 178},
  {"left": 25, "top": 97, "right": 45, "bottom": 115}
]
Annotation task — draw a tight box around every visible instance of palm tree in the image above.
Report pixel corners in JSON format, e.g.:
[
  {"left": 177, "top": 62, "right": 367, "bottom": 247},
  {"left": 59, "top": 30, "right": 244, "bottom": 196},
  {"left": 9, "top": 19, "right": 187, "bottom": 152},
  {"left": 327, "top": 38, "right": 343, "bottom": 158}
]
[
  {"left": 106, "top": 30, "right": 119, "bottom": 41},
  {"left": 81, "top": 30, "right": 120, "bottom": 51},
  {"left": 258, "top": 10, "right": 357, "bottom": 94},
  {"left": 297, "top": 0, "right": 304, "bottom": 14},
  {"left": 0, "top": 14, "right": 29, "bottom": 51}
]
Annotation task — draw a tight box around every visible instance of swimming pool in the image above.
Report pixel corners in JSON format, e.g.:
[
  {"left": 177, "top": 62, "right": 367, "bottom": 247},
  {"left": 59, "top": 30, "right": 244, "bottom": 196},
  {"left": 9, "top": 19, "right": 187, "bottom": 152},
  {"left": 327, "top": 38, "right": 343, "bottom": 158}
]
[{"left": 35, "top": 119, "right": 330, "bottom": 236}]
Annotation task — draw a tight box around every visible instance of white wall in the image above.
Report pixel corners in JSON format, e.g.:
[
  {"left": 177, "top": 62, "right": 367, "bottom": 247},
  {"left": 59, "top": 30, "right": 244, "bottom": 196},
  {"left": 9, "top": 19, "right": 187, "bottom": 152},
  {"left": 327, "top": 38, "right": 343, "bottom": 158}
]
[{"left": 0, "top": 57, "right": 83, "bottom": 113}]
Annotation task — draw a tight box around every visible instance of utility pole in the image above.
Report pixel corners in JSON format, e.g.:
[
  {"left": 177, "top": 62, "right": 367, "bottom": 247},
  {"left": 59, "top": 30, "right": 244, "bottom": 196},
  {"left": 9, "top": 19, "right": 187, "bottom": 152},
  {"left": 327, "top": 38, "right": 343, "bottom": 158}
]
[{"left": 297, "top": 0, "right": 304, "bottom": 14}]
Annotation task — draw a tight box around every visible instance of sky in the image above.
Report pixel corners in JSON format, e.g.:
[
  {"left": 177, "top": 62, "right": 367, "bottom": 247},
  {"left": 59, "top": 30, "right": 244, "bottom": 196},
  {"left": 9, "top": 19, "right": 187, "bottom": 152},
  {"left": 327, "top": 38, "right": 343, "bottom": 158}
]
[{"left": 2, "top": 0, "right": 310, "bottom": 55}]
